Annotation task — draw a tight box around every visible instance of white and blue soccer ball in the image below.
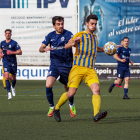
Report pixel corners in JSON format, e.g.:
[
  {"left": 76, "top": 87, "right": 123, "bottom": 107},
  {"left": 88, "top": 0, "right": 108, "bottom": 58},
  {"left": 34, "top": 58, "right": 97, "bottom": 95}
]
[{"left": 104, "top": 42, "right": 117, "bottom": 56}]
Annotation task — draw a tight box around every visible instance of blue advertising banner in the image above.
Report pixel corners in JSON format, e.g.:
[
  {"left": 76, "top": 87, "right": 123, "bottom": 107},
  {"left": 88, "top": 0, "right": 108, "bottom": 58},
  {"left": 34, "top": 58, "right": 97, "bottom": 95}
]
[{"left": 79, "top": 0, "right": 140, "bottom": 63}]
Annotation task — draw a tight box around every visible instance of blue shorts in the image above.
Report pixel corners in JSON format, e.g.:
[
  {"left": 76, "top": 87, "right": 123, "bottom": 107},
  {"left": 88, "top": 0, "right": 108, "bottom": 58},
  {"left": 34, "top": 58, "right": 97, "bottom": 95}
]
[
  {"left": 3, "top": 64, "right": 17, "bottom": 75},
  {"left": 47, "top": 65, "right": 72, "bottom": 85},
  {"left": 117, "top": 69, "right": 130, "bottom": 79}
]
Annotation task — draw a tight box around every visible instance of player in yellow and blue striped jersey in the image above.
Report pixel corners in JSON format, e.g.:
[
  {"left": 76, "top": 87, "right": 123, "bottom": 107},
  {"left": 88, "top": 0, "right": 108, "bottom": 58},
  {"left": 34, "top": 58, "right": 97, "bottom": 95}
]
[{"left": 54, "top": 14, "right": 107, "bottom": 122}]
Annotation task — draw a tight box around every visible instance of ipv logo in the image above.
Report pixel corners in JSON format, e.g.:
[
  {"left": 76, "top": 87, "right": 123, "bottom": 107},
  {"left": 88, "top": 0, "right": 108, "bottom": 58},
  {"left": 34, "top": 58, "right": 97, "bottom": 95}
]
[
  {"left": 37, "top": 0, "right": 69, "bottom": 8},
  {"left": 0, "top": 0, "right": 28, "bottom": 8}
]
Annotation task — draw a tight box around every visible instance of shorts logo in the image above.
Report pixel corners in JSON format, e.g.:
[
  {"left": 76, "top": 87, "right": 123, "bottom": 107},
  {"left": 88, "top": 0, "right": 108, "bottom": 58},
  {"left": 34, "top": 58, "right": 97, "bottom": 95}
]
[
  {"left": 4, "top": 68, "right": 7, "bottom": 71},
  {"left": 47, "top": 71, "right": 52, "bottom": 76}
]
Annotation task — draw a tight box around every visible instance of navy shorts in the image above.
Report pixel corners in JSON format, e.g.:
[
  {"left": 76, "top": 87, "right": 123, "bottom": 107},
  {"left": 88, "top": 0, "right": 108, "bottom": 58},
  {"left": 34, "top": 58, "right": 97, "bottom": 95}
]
[
  {"left": 47, "top": 65, "right": 72, "bottom": 85},
  {"left": 3, "top": 64, "right": 17, "bottom": 75},
  {"left": 117, "top": 69, "right": 130, "bottom": 79}
]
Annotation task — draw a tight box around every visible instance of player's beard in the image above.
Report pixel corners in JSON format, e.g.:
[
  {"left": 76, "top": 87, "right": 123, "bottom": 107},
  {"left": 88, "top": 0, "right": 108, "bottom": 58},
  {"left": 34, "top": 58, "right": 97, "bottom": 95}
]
[
  {"left": 57, "top": 28, "right": 64, "bottom": 34},
  {"left": 88, "top": 26, "right": 96, "bottom": 33}
]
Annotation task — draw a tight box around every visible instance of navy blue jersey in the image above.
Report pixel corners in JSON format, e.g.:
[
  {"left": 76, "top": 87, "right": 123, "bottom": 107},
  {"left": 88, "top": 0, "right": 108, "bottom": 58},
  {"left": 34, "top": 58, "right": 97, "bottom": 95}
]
[
  {"left": 117, "top": 47, "right": 131, "bottom": 70},
  {"left": 0, "top": 39, "right": 21, "bottom": 65},
  {"left": 42, "top": 29, "right": 73, "bottom": 67}
]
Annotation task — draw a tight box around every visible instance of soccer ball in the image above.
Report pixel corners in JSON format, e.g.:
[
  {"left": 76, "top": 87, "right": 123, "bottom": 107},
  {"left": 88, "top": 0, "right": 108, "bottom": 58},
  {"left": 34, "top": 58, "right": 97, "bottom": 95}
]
[{"left": 104, "top": 42, "right": 117, "bottom": 56}]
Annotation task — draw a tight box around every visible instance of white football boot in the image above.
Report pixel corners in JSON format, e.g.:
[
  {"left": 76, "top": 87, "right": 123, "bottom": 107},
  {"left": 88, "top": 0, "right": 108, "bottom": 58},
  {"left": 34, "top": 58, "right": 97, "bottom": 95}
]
[
  {"left": 8, "top": 92, "right": 12, "bottom": 100},
  {"left": 11, "top": 85, "right": 16, "bottom": 96}
]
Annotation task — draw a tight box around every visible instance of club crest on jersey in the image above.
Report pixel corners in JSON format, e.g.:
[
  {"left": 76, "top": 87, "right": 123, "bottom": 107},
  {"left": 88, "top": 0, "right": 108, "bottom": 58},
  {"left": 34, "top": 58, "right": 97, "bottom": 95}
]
[
  {"left": 61, "top": 37, "right": 65, "bottom": 41},
  {"left": 9, "top": 45, "right": 11, "bottom": 48}
]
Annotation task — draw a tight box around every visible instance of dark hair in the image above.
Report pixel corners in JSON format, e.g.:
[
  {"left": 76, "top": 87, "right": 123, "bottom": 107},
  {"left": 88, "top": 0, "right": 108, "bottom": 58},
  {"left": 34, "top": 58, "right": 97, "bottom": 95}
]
[
  {"left": 52, "top": 16, "right": 64, "bottom": 25},
  {"left": 123, "top": 37, "right": 129, "bottom": 40},
  {"left": 121, "top": 39, "right": 124, "bottom": 42},
  {"left": 86, "top": 14, "right": 98, "bottom": 23},
  {"left": 5, "top": 29, "right": 12, "bottom": 33}
]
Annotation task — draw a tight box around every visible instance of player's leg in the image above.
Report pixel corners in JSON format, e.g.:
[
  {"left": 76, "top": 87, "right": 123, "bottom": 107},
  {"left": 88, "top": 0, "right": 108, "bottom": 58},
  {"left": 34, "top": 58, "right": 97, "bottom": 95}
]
[
  {"left": 59, "top": 66, "right": 76, "bottom": 117},
  {"left": 5, "top": 71, "right": 12, "bottom": 100},
  {"left": 46, "top": 76, "right": 56, "bottom": 117},
  {"left": 85, "top": 68, "right": 107, "bottom": 122},
  {"left": 123, "top": 70, "right": 130, "bottom": 99},
  {"left": 54, "top": 65, "right": 83, "bottom": 122},
  {"left": 46, "top": 65, "right": 58, "bottom": 117},
  {"left": 123, "top": 77, "right": 130, "bottom": 99},
  {"left": 54, "top": 87, "right": 77, "bottom": 122},
  {"left": 108, "top": 69, "right": 123, "bottom": 93},
  {"left": 11, "top": 74, "right": 16, "bottom": 96},
  {"left": 10, "top": 66, "right": 17, "bottom": 97}
]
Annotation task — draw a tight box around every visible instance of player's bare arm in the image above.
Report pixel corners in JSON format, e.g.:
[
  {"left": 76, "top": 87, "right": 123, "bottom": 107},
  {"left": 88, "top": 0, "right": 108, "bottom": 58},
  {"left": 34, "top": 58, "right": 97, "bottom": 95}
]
[
  {"left": 65, "top": 37, "right": 80, "bottom": 49},
  {"left": 39, "top": 43, "right": 54, "bottom": 53},
  {"left": 7, "top": 48, "right": 22, "bottom": 55},
  {"left": 129, "top": 58, "right": 133, "bottom": 66},
  {"left": 97, "top": 47, "right": 104, "bottom": 52},
  {"left": 113, "top": 53, "right": 126, "bottom": 62}
]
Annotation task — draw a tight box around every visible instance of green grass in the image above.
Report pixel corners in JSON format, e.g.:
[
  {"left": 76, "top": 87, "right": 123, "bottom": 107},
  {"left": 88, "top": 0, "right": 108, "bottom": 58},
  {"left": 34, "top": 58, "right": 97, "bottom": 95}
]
[{"left": 0, "top": 80, "right": 140, "bottom": 140}]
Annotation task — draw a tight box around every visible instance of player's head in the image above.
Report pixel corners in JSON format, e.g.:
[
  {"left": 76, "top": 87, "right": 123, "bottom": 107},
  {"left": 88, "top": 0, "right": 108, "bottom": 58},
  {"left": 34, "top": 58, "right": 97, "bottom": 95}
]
[
  {"left": 5, "top": 29, "right": 12, "bottom": 40},
  {"left": 123, "top": 37, "right": 129, "bottom": 47},
  {"left": 120, "top": 39, "right": 124, "bottom": 46},
  {"left": 86, "top": 14, "right": 98, "bottom": 33},
  {"left": 52, "top": 16, "right": 64, "bottom": 34}
]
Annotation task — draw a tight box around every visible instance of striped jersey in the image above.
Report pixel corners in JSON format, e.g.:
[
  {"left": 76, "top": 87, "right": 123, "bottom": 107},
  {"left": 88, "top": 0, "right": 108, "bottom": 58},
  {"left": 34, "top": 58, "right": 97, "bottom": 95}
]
[{"left": 72, "top": 31, "right": 98, "bottom": 69}]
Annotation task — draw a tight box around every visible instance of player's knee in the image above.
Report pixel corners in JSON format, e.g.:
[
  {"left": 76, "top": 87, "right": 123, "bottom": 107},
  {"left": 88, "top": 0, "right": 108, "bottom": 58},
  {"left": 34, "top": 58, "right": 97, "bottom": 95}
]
[{"left": 46, "top": 83, "right": 53, "bottom": 88}]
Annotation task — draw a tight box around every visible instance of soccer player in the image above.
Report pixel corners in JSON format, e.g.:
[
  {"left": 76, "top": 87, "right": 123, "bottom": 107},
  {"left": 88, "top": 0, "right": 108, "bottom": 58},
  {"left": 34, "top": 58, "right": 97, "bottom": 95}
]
[
  {"left": 108, "top": 37, "right": 133, "bottom": 99},
  {"left": 115, "top": 39, "right": 124, "bottom": 88},
  {"left": 0, "top": 29, "right": 22, "bottom": 100},
  {"left": 54, "top": 14, "right": 107, "bottom": 122},
  {"left": 39, "top": 16, "right": 76, "bottom": 117}
]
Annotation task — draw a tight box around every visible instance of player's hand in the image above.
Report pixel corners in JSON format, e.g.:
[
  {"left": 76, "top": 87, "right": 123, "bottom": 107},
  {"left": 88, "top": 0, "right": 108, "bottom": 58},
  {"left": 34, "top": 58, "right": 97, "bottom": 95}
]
[
  {"left": 7, "top": 50, "right": 14, "bottom": 55},
  {"left": 130, "top": 61, "right": 133, "bottom": 66},
  {"left": 0, "top": 53, "right": 4, "bottom": 58},
  {"left": 74, "top": 37, "right": 80, "bottom": 45},
  {"left": 44, "top": 47, "right": 54, "bottom": 53},
  {"left": 121, "top": 58, "right": 126, "bottom": 63}
]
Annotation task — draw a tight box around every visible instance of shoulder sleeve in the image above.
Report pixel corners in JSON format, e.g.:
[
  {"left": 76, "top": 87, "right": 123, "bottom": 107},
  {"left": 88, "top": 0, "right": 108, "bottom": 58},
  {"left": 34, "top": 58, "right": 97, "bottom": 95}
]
[
  {"left": 65, "top": 31, "right": 73, "bottom": 44},
  {"left": 72, "top": 32, "right": 83, "bottom": 41},
  {"left": 42, "top": 33, "right": 51, "bottom": 45},
  {"left": 15, "top": 41, "right": 21, "bottom": 50},
  {"left": 116, "top": 47, "right": 121, "bottom": 55}
]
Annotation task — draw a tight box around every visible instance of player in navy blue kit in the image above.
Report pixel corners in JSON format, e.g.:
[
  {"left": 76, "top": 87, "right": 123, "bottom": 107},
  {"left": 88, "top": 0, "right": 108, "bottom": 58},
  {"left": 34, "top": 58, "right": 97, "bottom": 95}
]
[
  {"left": 39, "top": 16, "right": 76, "bottom": 117},
  {"left": 0, "top": 29, "right": 22, "bottom": 100},
  {"left": 108, "top": 37, "right": 133, "bottom": 99}
]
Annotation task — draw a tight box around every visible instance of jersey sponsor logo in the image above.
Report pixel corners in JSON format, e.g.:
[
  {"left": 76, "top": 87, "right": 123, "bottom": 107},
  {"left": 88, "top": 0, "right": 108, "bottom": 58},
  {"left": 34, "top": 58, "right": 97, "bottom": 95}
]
[
  {"left": 9, "top": 45, "right": 11, "bottom": 48},
  {"left": 122, "top": 55, "right": 129, "bottom": 59},
  {"left": 51, "top": 46, "right": 65, "bottom": 50}
]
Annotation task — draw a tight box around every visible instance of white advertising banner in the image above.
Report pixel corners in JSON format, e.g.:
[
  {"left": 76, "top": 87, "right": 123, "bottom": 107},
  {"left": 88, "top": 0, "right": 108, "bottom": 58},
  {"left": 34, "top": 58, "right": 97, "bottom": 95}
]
[
  {"left": 0, "top": 66, "right": 49, "bottom": 80},
  {"left": 0, "top": 0, "right": 77, "bottom": 65}
]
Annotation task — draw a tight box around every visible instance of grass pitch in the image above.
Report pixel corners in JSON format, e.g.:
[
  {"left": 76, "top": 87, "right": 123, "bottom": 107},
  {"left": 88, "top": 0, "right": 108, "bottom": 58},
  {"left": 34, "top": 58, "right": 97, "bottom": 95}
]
[{"left": 0, "top": 80, "right": 140, "bottom": 140}]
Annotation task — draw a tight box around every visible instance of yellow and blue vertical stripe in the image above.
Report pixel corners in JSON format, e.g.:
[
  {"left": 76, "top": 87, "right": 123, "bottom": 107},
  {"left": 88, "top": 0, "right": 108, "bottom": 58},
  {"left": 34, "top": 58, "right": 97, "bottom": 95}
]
[{"left": 73, "top": 31, "right": 98, "bottom": 69}]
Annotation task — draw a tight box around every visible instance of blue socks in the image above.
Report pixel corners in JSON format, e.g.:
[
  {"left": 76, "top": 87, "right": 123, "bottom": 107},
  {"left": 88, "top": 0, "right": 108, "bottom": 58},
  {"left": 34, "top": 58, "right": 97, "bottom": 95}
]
[
  {"left": 46, "top": 87, "right": 54, "bottom": 107},
  {"left": 6, "top": 80, "right": 10, "bottom": 92},
  {"left": 124, "top": 88, "right": 128, "bottom": 96},
  {"left": 12, "top": 80, "right": 16, "bottom": 88},
  {"left": 111, "top": 82, "right": 115, "bottom": 87}
]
